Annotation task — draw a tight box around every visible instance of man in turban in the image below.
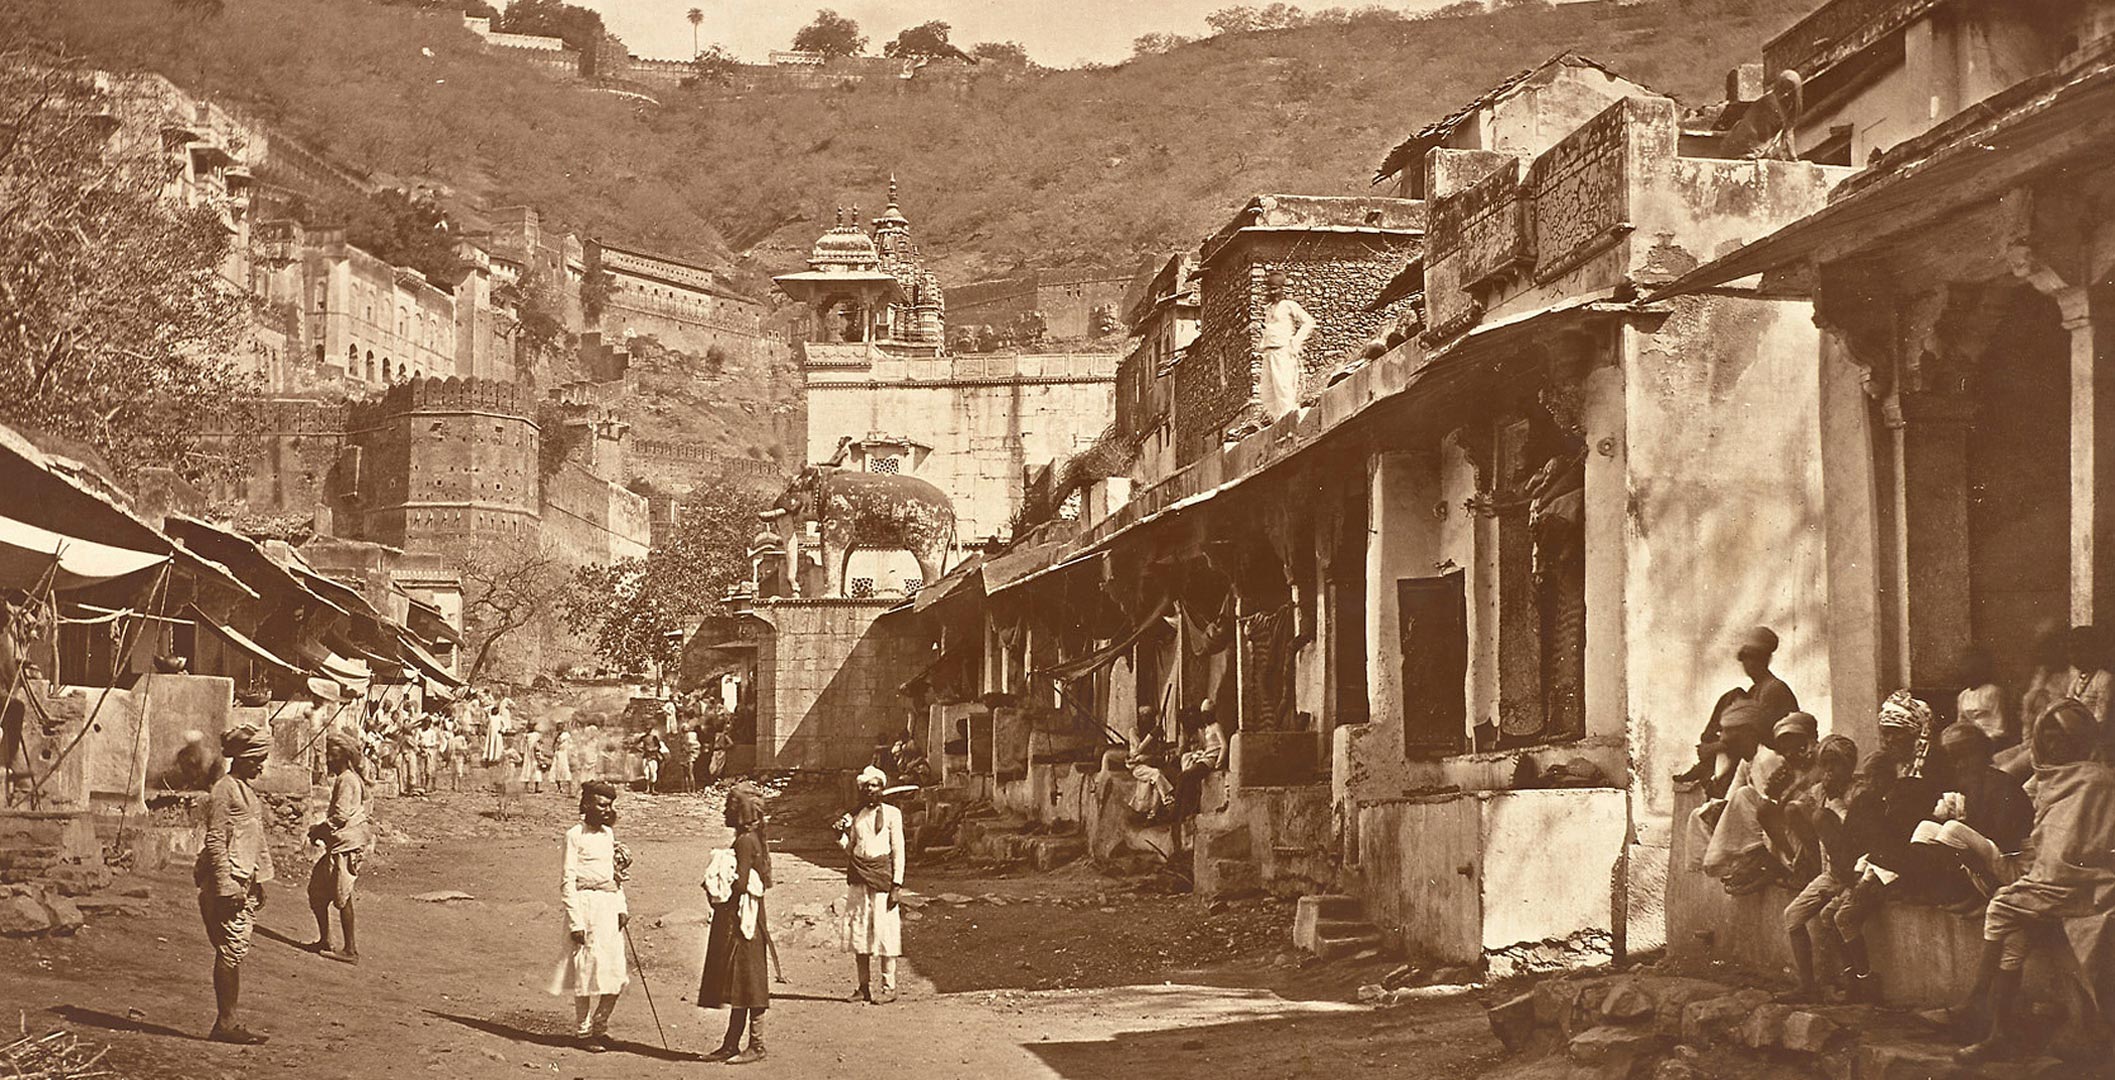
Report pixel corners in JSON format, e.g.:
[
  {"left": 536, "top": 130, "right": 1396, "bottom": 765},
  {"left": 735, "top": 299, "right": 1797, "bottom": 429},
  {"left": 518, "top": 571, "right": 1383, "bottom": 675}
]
[
  {"left": 1954, "top": 699, "right": 2115, "bottom": 1062},
  {"left": 835, "top": 766, "right": 905, "bottom": 1003},
  {"left": 195, "top": 725, "right": 276, "bottom": 1043},
  {"left": 1697, "top": 704, "right": 1808, "bottom": 892},
  {"left": 307, "top": 728, "right": 370, "bottom": 962},
  {"left": 1907, "top": 723, "right": 2032, "bottom": 906},
  {"left": 1257, "top": 269, "right": 1316, "bottom": 424},
  {"left": 1676, "top": 626, "right": 1800, "bottom": 789},
  {"left": 1823, "top": 690, "right": 1941, "bottom": 1002}
]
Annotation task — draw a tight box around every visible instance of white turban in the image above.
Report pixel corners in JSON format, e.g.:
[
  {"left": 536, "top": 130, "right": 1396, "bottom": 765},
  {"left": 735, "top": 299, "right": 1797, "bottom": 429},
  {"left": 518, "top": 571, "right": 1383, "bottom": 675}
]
[{"left": 856, "top": 766, "right": 888, "bottom": 789}]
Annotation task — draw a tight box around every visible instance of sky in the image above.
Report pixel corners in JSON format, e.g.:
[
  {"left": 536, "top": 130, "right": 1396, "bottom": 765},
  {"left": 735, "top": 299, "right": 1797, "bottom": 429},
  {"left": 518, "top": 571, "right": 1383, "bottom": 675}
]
[{"left": 580, "top": 0, "right": 1458, "bottom": 67}]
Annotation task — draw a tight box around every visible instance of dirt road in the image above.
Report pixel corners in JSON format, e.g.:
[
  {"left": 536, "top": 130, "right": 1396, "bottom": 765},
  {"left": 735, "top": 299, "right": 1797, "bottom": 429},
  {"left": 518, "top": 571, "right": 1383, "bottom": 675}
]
[{"left": 2, "top": 785, "right": 1503, "bottom": 1079}]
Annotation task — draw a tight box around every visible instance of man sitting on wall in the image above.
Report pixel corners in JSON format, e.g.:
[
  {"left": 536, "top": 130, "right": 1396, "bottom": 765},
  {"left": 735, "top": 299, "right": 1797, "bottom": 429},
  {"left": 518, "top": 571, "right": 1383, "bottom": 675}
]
[
  {"left": 1169, "top": 700, "right": 1229, "bottom": 821},
  {"left": 1951, "top": 698, "right": 2115, "bottom": 1063},
  {"left": 1675, "top": 626, "right": 1799, "bottom": 790},
  {"left": 1123, "top": 707, "right": 1175, "bottom": 823}
]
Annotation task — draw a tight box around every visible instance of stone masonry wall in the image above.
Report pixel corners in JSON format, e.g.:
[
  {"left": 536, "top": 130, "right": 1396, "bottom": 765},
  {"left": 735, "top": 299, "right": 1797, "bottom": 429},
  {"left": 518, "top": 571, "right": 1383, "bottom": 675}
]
[
  {"left": 753, "top": 600, "right": 929, "bottom": 770},
  {"left": 1177, "top": 233, "right": 1421, "bottom": 464}
]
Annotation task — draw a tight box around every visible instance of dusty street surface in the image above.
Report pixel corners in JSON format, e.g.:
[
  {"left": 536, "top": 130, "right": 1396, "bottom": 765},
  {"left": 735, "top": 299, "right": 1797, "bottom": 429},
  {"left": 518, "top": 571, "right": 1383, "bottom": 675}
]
[{"left": 2, "top": 783, "right": 1503, "bottom": 1079}]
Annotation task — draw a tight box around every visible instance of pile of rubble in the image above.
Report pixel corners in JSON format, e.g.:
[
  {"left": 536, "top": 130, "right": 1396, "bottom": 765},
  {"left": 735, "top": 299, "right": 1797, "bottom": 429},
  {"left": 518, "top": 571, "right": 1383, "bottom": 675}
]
[{"left": 1483, "top": 969, "right": 2074, "bottom": 1080}]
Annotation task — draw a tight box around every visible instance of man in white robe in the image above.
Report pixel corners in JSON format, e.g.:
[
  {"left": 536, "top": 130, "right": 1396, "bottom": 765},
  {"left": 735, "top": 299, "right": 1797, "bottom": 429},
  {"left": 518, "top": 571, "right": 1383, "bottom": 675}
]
[
  {"left": 836, "top": 766, "right": 905, "bottom": 1003},
  {"left": 550, "top": 780, "right": 629, "bottom": 1050}
]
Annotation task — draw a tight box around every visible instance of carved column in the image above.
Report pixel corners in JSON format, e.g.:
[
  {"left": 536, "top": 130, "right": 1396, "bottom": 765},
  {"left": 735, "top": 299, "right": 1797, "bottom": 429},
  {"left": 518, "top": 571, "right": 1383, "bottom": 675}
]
[{"left": 2011, "top": 243, "right": 2113, "bottom": 623}]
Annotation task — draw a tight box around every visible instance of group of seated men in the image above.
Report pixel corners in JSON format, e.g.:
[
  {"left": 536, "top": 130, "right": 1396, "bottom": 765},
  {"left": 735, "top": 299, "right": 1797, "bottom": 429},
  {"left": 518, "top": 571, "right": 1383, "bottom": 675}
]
[
  {"left": 1122, "top": 700, "right": 1227, "bottom": 824},
  {"left": 1687, "top": 626, "right": 2115, "bottom": 1063}
]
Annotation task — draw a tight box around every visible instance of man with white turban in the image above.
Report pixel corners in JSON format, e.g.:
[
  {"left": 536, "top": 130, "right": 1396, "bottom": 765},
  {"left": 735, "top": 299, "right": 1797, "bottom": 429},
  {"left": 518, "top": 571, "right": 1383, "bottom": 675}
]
[
  {"left": 835, "top": 766, "right": 905, "bottom": 1003},
  {"left": 306, "top": 729, "right": 370, "bottom": 962}
]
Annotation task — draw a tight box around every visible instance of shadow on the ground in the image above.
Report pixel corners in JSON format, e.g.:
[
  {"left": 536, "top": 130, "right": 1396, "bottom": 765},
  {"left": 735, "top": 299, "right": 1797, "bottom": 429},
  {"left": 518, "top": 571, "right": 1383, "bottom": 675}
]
[
  {"left": 48, "top": 1004, "right": 207, "bottom": 1042},
  {"left": 253, "top": 924, "right": 314, "bottom": 952},
  {"left": 1023, "top": 998, "right": 1497, "bottom": 1079},
  {"left": 425, "top": 1010, "right": 704, "bottom": 1062}
]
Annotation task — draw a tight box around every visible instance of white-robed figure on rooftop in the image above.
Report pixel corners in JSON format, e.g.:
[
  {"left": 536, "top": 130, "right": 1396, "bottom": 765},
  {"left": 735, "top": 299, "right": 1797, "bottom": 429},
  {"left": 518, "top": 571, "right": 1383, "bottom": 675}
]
[
  {"left": 1258, "top": 268, "right": 1315, "bottom": 423},
  {"left": 836, "top": 766, "right": 905, "bottom": 1003},
  {"left": 550, "top": 779, "right": 630, "bottom": 1050}
]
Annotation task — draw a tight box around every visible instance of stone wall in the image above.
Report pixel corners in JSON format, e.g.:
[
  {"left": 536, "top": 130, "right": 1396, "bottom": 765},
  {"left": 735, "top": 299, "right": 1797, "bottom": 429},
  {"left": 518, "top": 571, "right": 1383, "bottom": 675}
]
[
  {"left": 1177, "top": 232, "right": 1421, "bottom": 463},
  {"left": 343, "top": 376, "right": 541, "bottom": 554},
  {"left": 805, "top": 353, "right": 1118, "bottom": 547},
  {"left": 542, "top": 455, "right": 650, "bottom": 565},
  {"left": 1356, "top": 787, "right": 1625, "bottom": 974},
  {"left": 751, "top": 600, "right": 929, "bottom": 770}
]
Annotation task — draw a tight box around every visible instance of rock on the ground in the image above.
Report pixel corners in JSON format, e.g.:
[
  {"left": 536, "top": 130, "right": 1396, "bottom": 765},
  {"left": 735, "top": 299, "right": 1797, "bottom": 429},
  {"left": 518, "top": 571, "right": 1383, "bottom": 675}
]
[
  {"left": 1781, "top": 1010, "right": 1843, "bottom": 1054},
  {"left": 1599, "top": 981, "right": 1656, "bottom": 1023},
  {"left": 411, "top": 890, "right": 476, "bottom": 903},
  {"left": 1567, "top": 1025, "right": 1661, "bottom": 1065},
  {"left": 1680, "top": 989, "right": 1771, "bottom": 1044},
  {"left": 45, "top": 896, "right": 84, "bottom": 935},
  {"left": 0, "top": 894, "right": 54, "bottom": 936},
  {"left": 1356, "top": 983, "right": 1387, "bottom": 1004},
  {"left": 1737, "top": 1002, "right": 1793, "bottom": 1049},
  {"left": 1488, "top": 990, "right": 1539, "bottom": 1053}
]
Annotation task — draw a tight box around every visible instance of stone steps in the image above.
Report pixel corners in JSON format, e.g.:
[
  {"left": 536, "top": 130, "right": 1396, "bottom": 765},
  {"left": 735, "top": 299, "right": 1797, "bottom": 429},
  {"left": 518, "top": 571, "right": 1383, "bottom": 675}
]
[{"left": 1293, "top": 893, "right": 1386, "bottom": 959}]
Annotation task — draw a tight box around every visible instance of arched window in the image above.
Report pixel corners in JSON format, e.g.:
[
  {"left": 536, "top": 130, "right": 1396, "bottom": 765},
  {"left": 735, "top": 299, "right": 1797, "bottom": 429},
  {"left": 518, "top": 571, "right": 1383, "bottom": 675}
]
[
  {"left": 365, "top": 350, "right": 375, "bottom": 381},
  {"left": 382, "top": 357, "right": 393, "bottom": 382}
]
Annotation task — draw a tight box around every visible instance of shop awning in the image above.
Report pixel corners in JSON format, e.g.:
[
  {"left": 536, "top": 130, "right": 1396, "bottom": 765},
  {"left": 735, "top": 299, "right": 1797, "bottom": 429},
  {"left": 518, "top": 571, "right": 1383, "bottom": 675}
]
[
  {"left": 0, "top": 424, "right": 254, "bottom": 599},
  {"left": 911, "top": 554, "right": 986, "bottom": 612},
  {"left": 293, "top": 565, "right": 387, "bottom": 623},
  {"left": 404, "top": 596, "right": 463, "bottom": 645},
  {"left": 0, "top": 512, "right": 169, "bottom": 591},
  {"left": 395, "top": 631, "right": 464, "bottom": 690},
  {"left": 182, "top": 604, "right": 311, "bottom": 678},
  {"left": 165, "top": 515, "right": 351, "bottom": 617},
  {"left": 1034, "top": 595, "right": 1175, "bottom": 681}
]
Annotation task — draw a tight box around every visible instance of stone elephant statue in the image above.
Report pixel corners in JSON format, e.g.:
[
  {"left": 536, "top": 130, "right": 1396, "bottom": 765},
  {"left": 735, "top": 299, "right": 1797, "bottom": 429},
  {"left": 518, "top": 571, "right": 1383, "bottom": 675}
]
[{"left": 766, "top": 466, "right": 955, "bottom": 598}]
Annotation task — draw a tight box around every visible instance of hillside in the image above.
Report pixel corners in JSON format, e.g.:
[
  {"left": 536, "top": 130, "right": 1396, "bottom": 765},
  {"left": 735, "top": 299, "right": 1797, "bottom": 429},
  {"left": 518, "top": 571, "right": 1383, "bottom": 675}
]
[{"left": 34, "top": 0, "right": 1822, "bottom": 286}]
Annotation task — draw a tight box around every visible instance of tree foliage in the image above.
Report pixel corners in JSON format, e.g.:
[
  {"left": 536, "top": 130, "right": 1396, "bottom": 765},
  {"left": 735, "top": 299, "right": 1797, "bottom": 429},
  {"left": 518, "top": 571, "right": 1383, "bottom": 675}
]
[
  {"left": 884, "top": 20, "right": 972, "bottom": 63},
  {"left": 1131, "top": 32, "right": 1194, "bottom": 57},
  {"left": 458, "top": 533, "right": 570, "bottom": 682},
  {"left": 691, "top": 44, "right": 741, "bottom": 86},
  {"left": 495, "top": 0, "right": 606, "bottom": 56},
  {"left": 970, "top": 40, "right": 1032, "bottom": 71},
  {"left": 792, "top": 9, "right": 865, "bottom": 58},
  {"left": 0, "top": 42, "right": 257, "bottom": 486},
  {"left": 561, "top": 474, "right": 772, "bottom": 675},
  {"left": 341, "top": 188, "right": 458, "bottom": 286}
]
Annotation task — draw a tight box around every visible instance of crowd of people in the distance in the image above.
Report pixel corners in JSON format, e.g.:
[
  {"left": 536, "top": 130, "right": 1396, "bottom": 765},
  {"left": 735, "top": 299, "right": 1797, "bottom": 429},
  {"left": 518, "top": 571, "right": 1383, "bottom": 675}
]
[
  {"left": 634, "top": 691, "right": 744, "bottom": 793},
  {"left": 1684, "top": 624, "right": 2115, "bottom": 1063}
]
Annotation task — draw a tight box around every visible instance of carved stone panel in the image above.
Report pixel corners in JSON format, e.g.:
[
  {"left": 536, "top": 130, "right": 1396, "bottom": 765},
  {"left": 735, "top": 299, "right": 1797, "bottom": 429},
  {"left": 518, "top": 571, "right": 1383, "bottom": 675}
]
[{"left": 1528, "top": 100, "right": 1633, "bottom": 281}]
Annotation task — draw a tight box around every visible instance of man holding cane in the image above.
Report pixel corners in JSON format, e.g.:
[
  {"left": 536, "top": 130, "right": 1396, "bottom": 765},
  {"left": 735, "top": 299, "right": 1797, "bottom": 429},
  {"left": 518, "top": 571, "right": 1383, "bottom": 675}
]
[{"left": 837, "top": 766, "right": 905, "bottom": 1003}]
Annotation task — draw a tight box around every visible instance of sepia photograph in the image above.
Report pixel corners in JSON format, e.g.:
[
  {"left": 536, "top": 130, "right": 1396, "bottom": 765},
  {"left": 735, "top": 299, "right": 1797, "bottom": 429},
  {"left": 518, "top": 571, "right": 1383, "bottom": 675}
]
[{"left": 1, "top": 0, "right": 2113, "bottom": 1076}]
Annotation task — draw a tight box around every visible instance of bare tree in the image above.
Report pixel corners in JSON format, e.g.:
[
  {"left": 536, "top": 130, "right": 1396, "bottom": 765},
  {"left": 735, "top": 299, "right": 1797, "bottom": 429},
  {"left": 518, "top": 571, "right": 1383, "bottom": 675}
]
[{"left": 458, "top": 536, "right": 570, "bottom": 682}]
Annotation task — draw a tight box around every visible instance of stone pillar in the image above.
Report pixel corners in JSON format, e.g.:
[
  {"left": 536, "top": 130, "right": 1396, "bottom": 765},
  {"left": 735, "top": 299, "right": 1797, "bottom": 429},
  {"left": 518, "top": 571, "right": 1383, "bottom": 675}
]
[
  {"left": 1894, "top": 390, "right": 1976, "bottom": 690},
  {"left": 2063, "top": 289, "right": 2113, "bottom": 623}
]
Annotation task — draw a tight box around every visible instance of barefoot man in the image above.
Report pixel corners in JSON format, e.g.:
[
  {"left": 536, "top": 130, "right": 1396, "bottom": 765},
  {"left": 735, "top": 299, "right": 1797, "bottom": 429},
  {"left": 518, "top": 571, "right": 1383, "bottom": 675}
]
[
  {"left": 306, "top": 729, "right": 369, "bottom": 962},
  {"left": 195, "top": 725, "right": 275, "bottom": 1044},
  {"left": 836, "top": 766, "right": 905, "bottom": 1003}
]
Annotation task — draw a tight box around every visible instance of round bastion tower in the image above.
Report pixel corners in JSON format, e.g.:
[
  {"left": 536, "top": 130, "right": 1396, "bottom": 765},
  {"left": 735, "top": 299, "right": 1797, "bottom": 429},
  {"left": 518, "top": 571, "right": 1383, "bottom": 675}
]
[{"left": 341, "top": 376, "right": 541, "bottom": 558}]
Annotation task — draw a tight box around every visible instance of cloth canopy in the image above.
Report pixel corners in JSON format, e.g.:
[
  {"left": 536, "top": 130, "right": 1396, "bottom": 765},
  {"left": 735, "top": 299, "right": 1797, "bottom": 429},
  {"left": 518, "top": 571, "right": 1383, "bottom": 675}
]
[
  {"left": 1035, "top": 595, "right": 1176, "bottom": 681},
  {"left": 395, "top": 631, "right": 464, "bottom": 690},
  {"left": 181, "top": 604, "right": 311, "bottom": 678},
  {"left": 0, "top": 512, "right": 168, "bottom": 591}
]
